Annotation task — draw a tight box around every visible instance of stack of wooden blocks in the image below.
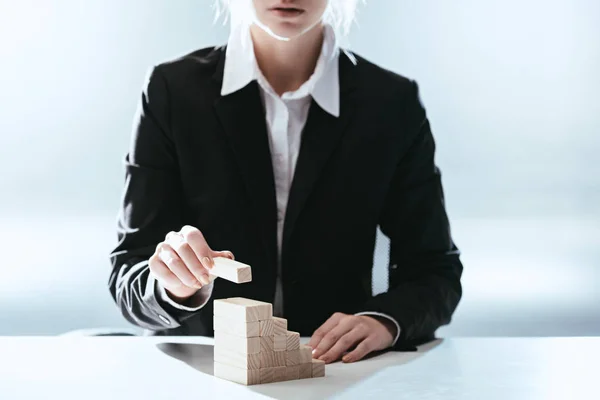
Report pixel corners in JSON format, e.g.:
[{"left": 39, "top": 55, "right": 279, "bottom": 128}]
[{"left": 213, "top": 297, "right": 326, "bottom": 385}]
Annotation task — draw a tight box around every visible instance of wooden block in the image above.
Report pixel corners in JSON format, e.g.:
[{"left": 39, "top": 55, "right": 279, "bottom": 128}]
[
  {"left": 311, "top": 359, "right": 325, "bottom": 378},
  {"left": 286, "top": 331, "right": 300, "bottom": 350},
  {"left": 284, "top": 365, "right": 300, "bottom": 381},
  {"left": 299, "top": 345, "right": 313, "bottom": 364},
  {"left": 214, "top": 346, "right": 260, "bottom": 370},
  {"left": 260, "top": 367, "right": 275, "bottom": 384},
  {"left": 285, "top": 349, "right": 299, "bottom": 366},
  {"left": 214, "top": 362, "right": 260, "bottom": 386},
  {"left": 259, "top": 319, "right": 274, "bottom": 336},
  {"left": 260, "top": 349, "right": 286, "bottom": 368},
  {"left": 272, "top": 317, "right": 287, "bottom": 336},
  {"left": 299, "top": 363, "right": 312, "bottom": 379},
  {"left": 272, "top": 366, "right": 286, "bottom": 382},
  {"left": 260, "top": 336, "right": 274, "bottom": 353},
  {"left": 274, "top": 335, "right": 287, "bottom": 352},
  {"left": 209, "top": 257, "right": 252, "bottom": 283},
  {"left": 213, "top": 297, "right": 272, "bottom": 322},
  {"left": 213, "top": 315, "right": 259, "bottom": 337},
  {"left": 214, "top": 332, "right": 260, "bottom": 354}
]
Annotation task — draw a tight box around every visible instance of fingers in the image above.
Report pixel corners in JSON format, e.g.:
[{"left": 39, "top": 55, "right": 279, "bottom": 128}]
[
  {"left": 308, "top": 312, "right": 346, "bottom": 350},
  {"left": 156, "top": 243, "right": 202, "bottom": 289},
  {"left": 212, "top": 250, "right": 235, "bottom": 260},
  {"left": 312, "top": 314, "right": 356, "bottom": 360},
  {"left": 165, "top": 231, "right": 210, "bottom": 285},
  {"left": 342, "top": 338, "right": 376, "bottom": 363},
  {"left": 148, "top": 255, "right": 183, "bottom": 289},
  {"left": 180, "top": 225, "right": 214, "bottom": 270},
  {"left": 319, "top": 327, "right": 367, "bottom": 364}
]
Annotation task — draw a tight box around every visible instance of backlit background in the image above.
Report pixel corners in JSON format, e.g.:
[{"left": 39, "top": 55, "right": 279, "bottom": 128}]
[{"left": 0, "top": 0, "right": 598, "bottom": 335}]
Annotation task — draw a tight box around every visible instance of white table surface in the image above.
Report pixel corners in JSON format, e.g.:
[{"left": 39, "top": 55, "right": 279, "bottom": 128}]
[{"left": 0, "top": 336, "right": 597, "bottom": 400}]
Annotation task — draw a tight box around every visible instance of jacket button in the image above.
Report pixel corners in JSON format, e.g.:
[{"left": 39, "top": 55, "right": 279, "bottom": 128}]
[{"left": 390, "top": 264, "right": 398, "bottom": 270}]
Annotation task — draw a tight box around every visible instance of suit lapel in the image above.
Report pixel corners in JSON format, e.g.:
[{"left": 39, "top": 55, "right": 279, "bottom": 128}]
[
  {"left": 213, "top": 65, "right": 278, "bottom": 270},
  {"left": 282, "top": 54, "right": 358, "bottom": 257}
]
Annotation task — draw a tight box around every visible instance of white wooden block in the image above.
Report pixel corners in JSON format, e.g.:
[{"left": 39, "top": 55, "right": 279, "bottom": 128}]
[
  {"left": 272, "top": 317, "right": 287, "bottom": 336},
  {"left": 286, "top": 331, "right": 300, "bottom": 350},
  {"left": 285, "top": 349, "right": 299, "bottom": 366},
  {"left": 259, "top": 367, "right": 275, "bottom": 384},
  {"left": 274, "top": 335, "right": 287, "bottom": 352},
  {"left": 284, "top": 365, "right": 300, "bottom": 381},
  {"left": 213, "top": 315, "right": 259, "bottom": 337},
  {"left": 209, "top": 257, "right": 252, "bottom": 283},
  {"left": 311, "top": 359, "right": 325, "bottom": 378},
  {"left": 214, "top": 346, "right": 260, "bottom": 370},
  {"left": 298, "top": 363, "right": 312, "bottom": 379},
  {"left": 272, "top": 366, "right": 286, "bottom": 382},
  {"left": 299, "top": 345, "right": 313, "bottom": 364},
  {"left": 259, "top": 319, "right": 274, "bottom": 336},
  {"left": 214, "top": 362, "right": 260, "bottom": 386},
  {"left": 260, "top": 336, "right": 274, "bottom": 353},
  {"left": 214, "top": 331, "right": 260, "bottom": 354},
  {"left": 213, "top": 297, "right": 272, "bottom": 322},
  {"left": 260, "top": 349, "right": 286, "bottom": 368}
]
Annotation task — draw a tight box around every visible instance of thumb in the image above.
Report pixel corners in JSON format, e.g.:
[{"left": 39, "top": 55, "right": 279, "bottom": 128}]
[{"left": 211, "top": 250, "right": 235, "bottom": 261}]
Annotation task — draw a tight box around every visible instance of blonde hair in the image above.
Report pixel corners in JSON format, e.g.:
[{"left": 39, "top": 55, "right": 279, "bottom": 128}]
[{"left": 213, "top": 0, "right": 363, "bottom": 43}]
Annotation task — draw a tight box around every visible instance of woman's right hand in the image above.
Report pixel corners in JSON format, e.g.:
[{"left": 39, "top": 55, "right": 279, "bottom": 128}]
[{"left": 149, "top": 225, "right": 235, "bottom": 302}]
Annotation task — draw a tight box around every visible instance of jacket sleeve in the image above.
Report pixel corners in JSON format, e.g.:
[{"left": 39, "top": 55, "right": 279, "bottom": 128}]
[
  {"left": 108, "top": 65, "right": 200, "bottom": 330},
  {"left": 358, "top": 80, "right": 463, "bottom": 349}
]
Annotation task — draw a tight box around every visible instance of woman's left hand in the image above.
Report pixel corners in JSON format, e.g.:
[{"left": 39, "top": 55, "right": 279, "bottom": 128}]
[{"left": 307, "top": 313, "right": 397, "bottom": 364}]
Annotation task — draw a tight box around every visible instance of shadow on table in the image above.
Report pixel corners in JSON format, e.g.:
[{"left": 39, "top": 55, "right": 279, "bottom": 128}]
[{"left": 156, "top": 339, "right": 443, "bottom": 400}]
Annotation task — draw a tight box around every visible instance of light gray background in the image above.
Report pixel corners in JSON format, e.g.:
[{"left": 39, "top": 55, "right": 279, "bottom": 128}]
[{"left": 0, "top": 0, "right": 598, "bottom": 335}]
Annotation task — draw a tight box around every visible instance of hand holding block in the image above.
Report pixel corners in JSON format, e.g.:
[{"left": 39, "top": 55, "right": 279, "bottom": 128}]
[
  {"left": 214, "top": 298, "right": 272, "bottom": 322},
  {"left": 209, "top": 258, "right": 252, "bottom": 283}
]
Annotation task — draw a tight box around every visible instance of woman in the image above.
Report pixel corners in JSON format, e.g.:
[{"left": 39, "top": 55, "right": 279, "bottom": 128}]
[{"left": 109, "top": 0, "right": 463, "bottom": 364}]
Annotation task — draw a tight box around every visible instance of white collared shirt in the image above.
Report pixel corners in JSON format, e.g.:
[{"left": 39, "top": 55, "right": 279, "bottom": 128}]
[{"left": 156, "top": 23, "right": 400, "bottom": 346}]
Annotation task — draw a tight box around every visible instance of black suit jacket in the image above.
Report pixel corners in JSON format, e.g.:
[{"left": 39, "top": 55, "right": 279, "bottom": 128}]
[{"left": 109, "top": 46, "right": 463, "bottom": 349}]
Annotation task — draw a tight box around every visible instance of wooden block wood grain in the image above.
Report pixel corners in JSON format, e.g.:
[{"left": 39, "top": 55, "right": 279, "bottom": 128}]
[
  {"left": 260, "top": 349, "right": 286, "bottom": 368},
  {"left": 214, "top": 362, "right": 260, "bottom": 386},
  {"left": 285, "top": 349, "right": 299, "bottom": 366},
  {"left": 299, "top": 345, "right": 313, "bottom": 364},
  {"left": 298, "top": 363, "right": 312, "bottom": 379},
  {"left": 213, "top": 298, "right": 272, "bottom": 322},
  {"left": 214, "top": 332, "right": 260, "bottom": 354},
  {"left": 213, "top": 315, "right": 259, "bottom": 337},
  {"left": 209, "top": 257, "right": 252, "bottom": 283},
  {"left": 274, "top": 335, "right": 287, "bottom": 352},
  {"left": 284, "top": 365, "right": 300, "bottom": 381},
  {"left": 272, "top": 317, "right": 287, "bottom": 336},
  {"left": 259, "top": 367, "right": 274, "bottom": 384},
  {"left": 286, "top": 331, "right": 300, "bottom": 350},
  {"left": 272, "top": 366, "right": 286, "bottom": 382},
  {"left": 214, "top": 346, "right": 261, "bottom": 370},
  {"left": 259, "top": 319, "right": 274, "bottom": 336},
  {"left": 260, "top": 336, "right": 274, "bottom": 353},
  {"left": 311, "top": 359, "right": 325, "bottom": 378}
]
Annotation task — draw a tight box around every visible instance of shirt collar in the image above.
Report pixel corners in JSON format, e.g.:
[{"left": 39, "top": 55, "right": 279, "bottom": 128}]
[{"left": 221, "top": 24, "right": 340, "bottom": 118}]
